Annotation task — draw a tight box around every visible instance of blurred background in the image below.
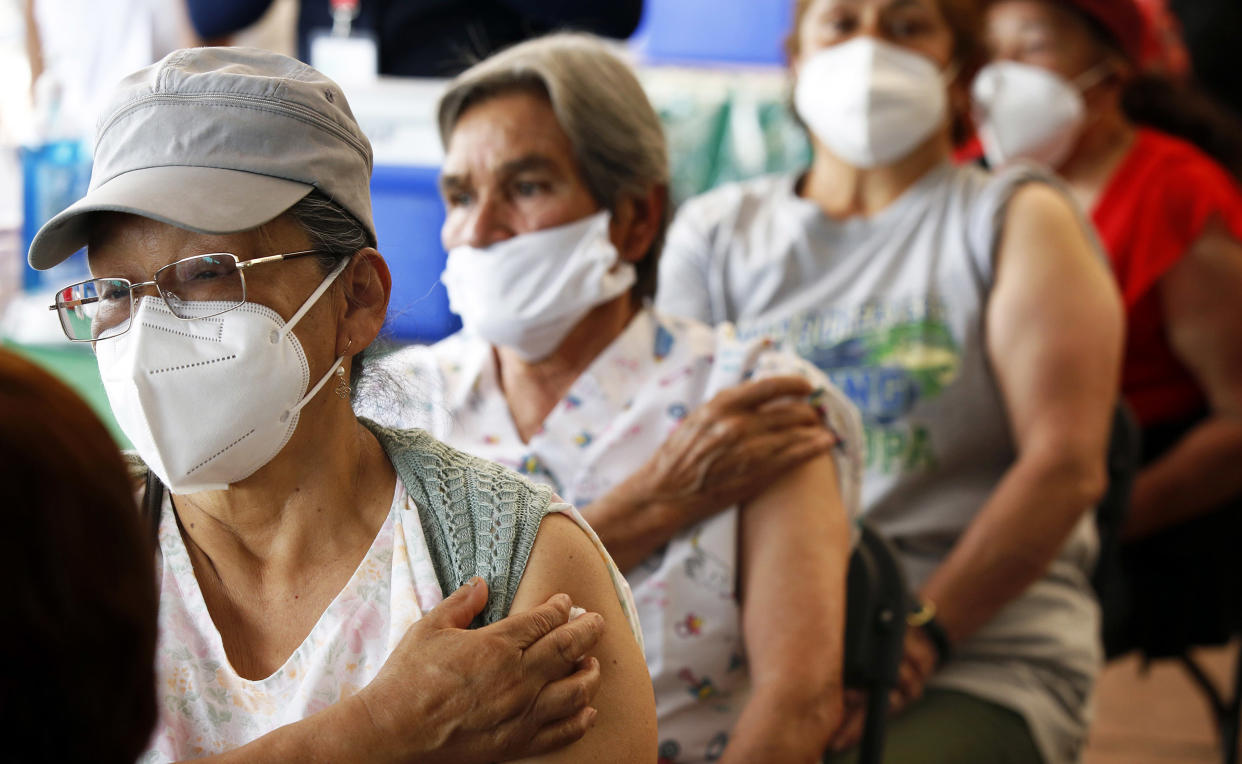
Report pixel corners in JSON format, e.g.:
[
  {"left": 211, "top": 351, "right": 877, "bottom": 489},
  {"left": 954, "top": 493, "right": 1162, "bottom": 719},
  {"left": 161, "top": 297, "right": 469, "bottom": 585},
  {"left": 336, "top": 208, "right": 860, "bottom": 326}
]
[{"left": 0, "top": 5, "right": 1238, "bottom": 759}]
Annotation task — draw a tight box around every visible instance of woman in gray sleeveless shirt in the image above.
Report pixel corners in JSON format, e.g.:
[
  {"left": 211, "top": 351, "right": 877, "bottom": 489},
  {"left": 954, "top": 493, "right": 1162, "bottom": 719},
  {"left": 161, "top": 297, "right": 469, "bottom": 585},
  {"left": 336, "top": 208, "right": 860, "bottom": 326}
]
[{"left": 657, "top": 1, "right": 1124, "bottom": 762}]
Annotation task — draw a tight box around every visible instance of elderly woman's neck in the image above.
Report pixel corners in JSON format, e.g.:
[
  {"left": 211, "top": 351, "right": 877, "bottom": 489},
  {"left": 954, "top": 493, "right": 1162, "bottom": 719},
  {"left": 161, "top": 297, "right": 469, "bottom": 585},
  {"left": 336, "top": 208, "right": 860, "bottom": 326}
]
[
  {"left": 171, "top": 409, "right": 395, "bottom": 574},
  {"left": 497, "top": 293, "right": 641, "bottom": 443}
]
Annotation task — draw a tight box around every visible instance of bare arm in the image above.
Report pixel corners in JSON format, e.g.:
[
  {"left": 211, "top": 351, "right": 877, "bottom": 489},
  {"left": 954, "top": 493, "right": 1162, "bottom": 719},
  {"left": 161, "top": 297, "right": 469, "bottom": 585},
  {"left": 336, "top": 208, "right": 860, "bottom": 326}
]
[
  {"left": 580, "top": 377, "right": 836, "bottom": 572},
  {"left": 508, "top": 513, "right": 658, "bottom": 763},
  {"left": 719, "top": 454, "right": 850, "bottom": 764},
  {"left": 1124, "top": 222, "right": 1242, "bottom": 539},
  {"left": 921, "top": 183, "right": 1124, "bottom": 644}
]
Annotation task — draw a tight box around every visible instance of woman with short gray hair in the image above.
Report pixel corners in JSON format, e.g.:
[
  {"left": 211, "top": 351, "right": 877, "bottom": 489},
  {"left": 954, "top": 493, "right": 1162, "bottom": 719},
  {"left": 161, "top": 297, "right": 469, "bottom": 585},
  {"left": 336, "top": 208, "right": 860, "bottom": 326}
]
[
  {"left": 435, "top": 33, "right": 671, "bottom": 301},
  {"left": 359, "top": 33, "right": 863, "bottom": 764}
]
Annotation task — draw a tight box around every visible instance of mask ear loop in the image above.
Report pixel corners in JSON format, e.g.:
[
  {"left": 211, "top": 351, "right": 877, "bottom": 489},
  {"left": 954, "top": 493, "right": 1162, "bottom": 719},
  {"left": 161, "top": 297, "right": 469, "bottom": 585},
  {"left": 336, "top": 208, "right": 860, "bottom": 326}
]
[
  {"left": 277, "top": 255, "right": 352, "bottom": 342},
  {"left": 281, "top": 351, "right": 348, "bottom": 423},
  {"left": 273, "top": 255, "right": 354, "bottom": 423},
  {"left": 1073, "top": 61, "right": 1114, "bottom": 93}
]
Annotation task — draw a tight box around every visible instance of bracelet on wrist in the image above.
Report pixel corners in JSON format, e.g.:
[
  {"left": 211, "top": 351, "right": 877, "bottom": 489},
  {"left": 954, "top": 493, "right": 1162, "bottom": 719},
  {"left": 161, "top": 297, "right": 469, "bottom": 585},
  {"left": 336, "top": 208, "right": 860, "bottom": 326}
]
[{"left": 907, "top": 599, "right": 953, "bottom": 668}]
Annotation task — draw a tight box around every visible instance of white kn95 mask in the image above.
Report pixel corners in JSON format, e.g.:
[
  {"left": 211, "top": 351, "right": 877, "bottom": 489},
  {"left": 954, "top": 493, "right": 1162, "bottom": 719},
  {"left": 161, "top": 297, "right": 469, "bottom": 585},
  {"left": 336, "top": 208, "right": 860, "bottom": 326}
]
[
  {"left": 795, "top": 37, "right": 950, "bottom": 168},
  {"left": 95, "top": 258, "right": 350, "bottom": 494},
  {"left": 971, "top": 60, "right": 1111, "bottom": 169}
]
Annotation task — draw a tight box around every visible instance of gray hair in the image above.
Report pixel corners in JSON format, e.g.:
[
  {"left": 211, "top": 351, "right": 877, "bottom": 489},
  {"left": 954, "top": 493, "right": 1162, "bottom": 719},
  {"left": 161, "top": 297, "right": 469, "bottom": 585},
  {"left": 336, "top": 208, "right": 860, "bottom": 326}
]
[
  {"left": 285, "top": 189, "right": 375, "bottom": 265},
  {"left": 282, "top": 189, "right": 387, "bottom": 400},
  {"left": 437, "top": 33, "right": 671, "bottom": 299}
]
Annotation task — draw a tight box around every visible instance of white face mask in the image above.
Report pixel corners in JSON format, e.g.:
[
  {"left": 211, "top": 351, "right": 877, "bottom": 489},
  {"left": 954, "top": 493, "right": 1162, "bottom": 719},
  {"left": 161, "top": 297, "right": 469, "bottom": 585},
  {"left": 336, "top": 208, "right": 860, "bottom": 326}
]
[
  {"left": 794, "top": 37, "right": 950, "bottom": 168},
  {"left": 971, "top": 60, "right": 1110, "bottom": 169},
  {"left": 96, "top": 258, "right": 349, "bottom": 494},
  {"left": 441, "top": 210, "right": 636, "bottom": 362}
]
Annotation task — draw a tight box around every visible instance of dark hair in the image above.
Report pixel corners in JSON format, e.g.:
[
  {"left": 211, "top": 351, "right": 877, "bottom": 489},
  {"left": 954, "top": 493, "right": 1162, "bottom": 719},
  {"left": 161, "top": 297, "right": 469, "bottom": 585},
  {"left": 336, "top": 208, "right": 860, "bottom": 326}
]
[
  {"left": 0, "top": 349, "right": 158, "bottom": 763},
  {"left": 1122, "top": 75, "right": 1242, "bottom": 182}
]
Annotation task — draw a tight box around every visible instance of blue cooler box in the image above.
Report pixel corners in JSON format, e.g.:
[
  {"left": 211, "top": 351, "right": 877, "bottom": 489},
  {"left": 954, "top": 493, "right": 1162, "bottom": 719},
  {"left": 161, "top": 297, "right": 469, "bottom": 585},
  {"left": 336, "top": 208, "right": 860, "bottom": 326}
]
[
  {"left": 631, "top": 0, "right": 793, "bottom": 66},
  {"left": 370, "top": 164, "right": 460, "bottom": 344},
  {"left": 20, "top": 140, "right": 93, "bottom": 293}
]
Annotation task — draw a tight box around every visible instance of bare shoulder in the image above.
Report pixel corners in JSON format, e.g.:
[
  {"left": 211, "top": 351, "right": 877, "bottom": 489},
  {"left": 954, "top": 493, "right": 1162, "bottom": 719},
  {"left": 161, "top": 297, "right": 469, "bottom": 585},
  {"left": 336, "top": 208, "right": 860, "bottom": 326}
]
[
  {"left": 1002, "top": 181, "right": 1084, "bottom": 241},
  {"left": 510, "top": 512, "right": 657, "bottom": 763},
  {"left": 995, "top": 180, "right": 1113, "bottom": 289},
  {"left": 513, "top": 513, "right": 614, "bottom": 607}
]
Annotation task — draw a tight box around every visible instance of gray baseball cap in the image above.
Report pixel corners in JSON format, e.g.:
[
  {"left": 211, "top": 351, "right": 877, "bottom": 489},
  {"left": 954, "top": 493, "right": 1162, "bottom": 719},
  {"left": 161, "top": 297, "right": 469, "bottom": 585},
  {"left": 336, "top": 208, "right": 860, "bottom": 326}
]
[{"left": 28, "top": 47, "right": 375, "bottom": 270}]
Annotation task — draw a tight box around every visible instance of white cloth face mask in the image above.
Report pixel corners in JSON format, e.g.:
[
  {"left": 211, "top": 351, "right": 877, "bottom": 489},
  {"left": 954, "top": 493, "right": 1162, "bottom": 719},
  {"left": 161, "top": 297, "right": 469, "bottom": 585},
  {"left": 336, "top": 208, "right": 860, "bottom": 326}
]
[
  {"left": 441, "top": 210, "right": 636, "bottom": 362},
  {"left": 971, "top": 60, "right": 1110, "bottom": 169},
  {"left": 794, "top": 37, "right": 950, "bottom": 168},
  {"left": 96, "top": 258, "right": 349, "bottom": 494}
]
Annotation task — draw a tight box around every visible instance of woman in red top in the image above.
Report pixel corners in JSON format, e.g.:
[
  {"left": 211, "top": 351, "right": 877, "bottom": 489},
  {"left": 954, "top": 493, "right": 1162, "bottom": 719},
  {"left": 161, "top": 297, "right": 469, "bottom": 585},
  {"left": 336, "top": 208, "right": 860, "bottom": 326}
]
[{"left": 978, "top": 0, "right": 1242, "bottom": 657}]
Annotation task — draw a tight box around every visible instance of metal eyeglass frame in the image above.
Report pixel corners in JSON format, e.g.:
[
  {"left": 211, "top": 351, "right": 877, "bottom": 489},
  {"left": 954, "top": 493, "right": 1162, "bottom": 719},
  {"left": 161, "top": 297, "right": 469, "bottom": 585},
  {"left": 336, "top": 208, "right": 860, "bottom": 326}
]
[{"left": 48, "top": 249, "right": 323, "bottom": 342}]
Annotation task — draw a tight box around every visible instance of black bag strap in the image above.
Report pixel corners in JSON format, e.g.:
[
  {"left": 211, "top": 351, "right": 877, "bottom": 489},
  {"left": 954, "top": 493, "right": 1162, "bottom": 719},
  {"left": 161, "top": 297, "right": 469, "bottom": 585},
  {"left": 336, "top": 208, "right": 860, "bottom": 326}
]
[{"left": 142, "top": 469, "right": 164, "bottom": 542}]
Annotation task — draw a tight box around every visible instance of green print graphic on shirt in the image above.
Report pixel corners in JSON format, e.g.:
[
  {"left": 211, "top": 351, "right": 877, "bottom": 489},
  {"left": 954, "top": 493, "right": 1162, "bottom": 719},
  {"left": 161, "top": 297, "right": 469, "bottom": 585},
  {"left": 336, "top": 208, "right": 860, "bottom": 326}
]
[{"left": 742, "top": 298, "right": 961, "bottom": 476}]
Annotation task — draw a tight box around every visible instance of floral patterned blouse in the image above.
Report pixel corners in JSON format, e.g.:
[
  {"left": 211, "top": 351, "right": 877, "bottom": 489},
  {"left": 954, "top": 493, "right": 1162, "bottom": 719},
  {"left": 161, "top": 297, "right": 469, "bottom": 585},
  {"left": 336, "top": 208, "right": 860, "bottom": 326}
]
[
  {"left": 358, "top": 308, "right": 863, "bottom": 764},
  {"left": 142, "top": 477, "right": 637, "bottom": 761}
]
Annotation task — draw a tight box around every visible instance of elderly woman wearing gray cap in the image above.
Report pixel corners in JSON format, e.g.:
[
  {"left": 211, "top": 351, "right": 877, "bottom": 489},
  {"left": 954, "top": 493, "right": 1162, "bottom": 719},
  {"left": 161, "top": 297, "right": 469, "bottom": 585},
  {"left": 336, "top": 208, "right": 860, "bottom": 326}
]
[{"left": 29, "top": 48, "right": 655, "bottom": 763}]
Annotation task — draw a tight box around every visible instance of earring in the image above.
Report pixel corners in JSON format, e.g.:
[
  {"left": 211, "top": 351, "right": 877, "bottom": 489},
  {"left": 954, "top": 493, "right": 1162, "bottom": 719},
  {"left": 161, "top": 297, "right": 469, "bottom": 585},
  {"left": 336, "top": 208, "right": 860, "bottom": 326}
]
[
  {"left": 335, "top": 338, "right": 353, "bottom": 399},
  {"left": 335, "top": 366, "right": 352, "bottom": 399}
]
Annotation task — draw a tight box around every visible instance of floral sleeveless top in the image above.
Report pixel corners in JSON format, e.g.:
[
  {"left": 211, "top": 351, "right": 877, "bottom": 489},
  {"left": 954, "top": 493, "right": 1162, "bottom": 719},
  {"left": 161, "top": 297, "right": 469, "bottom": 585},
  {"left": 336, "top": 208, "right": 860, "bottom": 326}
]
[{"left": 141, "top": 478, "right": 632, "bottom": 761}]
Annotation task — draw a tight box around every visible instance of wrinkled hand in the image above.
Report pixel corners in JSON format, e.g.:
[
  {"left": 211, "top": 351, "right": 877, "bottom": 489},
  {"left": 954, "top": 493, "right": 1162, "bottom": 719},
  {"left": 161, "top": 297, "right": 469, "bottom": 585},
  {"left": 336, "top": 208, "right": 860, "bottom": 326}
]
[
  {"left": 356, "top": 578, "right": 606, "bottom": 764},
  {"left": 637, "top": 375, "right": 836, "bottom": 524},
  {"left": 826, "top": 627, "right": 938, "bottom": 754}
]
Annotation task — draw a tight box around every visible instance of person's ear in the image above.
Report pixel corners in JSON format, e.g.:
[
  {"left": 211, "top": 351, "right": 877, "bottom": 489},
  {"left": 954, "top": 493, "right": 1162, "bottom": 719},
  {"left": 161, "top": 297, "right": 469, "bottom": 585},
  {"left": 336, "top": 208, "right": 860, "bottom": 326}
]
[
  {"left": 1080, "top": 54, "right": 1129, "bottom": 113},
  {"left": 610, "top": 184, "right": 668, "bottom": 267},
  {"left": 335, "top": 249, "right": 391, "bottom": 356},
  {"left": 1105, "top": 54, "right": 1133, "bottom": 88}
]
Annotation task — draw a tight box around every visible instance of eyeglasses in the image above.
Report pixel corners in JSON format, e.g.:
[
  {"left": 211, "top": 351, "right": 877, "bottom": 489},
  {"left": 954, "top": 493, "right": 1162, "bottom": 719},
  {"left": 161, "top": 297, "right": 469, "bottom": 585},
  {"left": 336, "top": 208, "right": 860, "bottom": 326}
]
[{"left": 49, "top": 250, "right": 323, "bottom": 342}]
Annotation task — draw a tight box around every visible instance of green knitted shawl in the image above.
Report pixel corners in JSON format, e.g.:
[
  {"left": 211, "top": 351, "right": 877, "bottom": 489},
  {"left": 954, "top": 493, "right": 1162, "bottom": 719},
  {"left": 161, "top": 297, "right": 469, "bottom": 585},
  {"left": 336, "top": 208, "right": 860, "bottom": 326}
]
[{"left": 361, "top": 419, "right": 555, "bottom": 625}]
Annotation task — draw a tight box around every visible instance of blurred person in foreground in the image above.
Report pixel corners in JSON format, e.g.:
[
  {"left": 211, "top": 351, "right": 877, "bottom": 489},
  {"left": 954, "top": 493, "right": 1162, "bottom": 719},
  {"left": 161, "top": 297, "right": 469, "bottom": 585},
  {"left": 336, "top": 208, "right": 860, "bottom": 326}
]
[
  {"left": 27, "top": 46, "right": 655, "bottom": 763},
  {"left": 356, "top": 33, "right": 864, "bottom": 764},
  {"left": 0, "top": 348, "right": 157, "bottom": 764},
  {"left": 978, "top": 0, "right": 1242, "bottom": 660},
  {"left": 657, "top": 0, "right": 1125, "bottom": 761}
]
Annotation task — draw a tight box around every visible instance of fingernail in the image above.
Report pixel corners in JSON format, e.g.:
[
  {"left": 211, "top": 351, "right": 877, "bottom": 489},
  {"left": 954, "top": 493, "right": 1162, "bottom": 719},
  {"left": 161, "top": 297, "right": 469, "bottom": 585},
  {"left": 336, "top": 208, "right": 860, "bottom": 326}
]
[
  {"left": 586, "top": 707, "right": 598, "bottom": 726},
  {"left": 468, "top": 576, "right": 482, "bottom": 588}
]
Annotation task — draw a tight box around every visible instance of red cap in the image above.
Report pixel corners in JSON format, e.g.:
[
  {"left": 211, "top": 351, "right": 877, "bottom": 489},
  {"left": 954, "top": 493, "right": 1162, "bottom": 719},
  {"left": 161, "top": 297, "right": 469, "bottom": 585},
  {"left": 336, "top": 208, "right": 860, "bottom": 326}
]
[{"left": 1061, "top": 0, "right": 1148, "bottom": 63}]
